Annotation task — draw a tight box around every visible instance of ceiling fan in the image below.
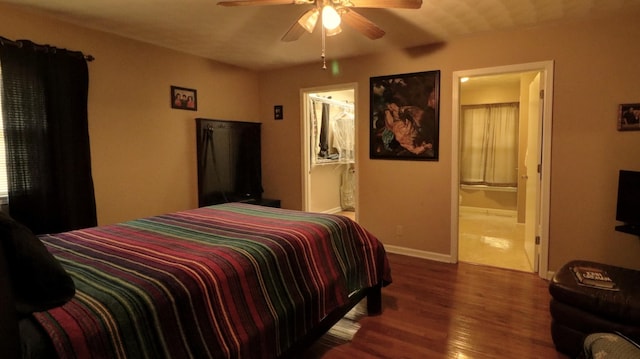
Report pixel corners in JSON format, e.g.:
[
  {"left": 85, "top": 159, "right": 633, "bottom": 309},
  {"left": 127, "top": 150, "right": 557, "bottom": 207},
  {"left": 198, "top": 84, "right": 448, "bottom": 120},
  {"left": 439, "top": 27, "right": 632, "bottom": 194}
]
[{"left": 217, "top": 0, "right": 423, "bottom": 42}]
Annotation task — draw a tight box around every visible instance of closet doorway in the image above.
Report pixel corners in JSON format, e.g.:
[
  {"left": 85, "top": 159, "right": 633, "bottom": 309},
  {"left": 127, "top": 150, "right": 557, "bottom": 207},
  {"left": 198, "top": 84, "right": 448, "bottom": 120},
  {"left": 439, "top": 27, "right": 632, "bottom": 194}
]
[
  {"left": 301, "top": 84, "right": 356, "bottom": 220},
  {"left": 452, "top": 62, "right": 553, "bottom": 278}
]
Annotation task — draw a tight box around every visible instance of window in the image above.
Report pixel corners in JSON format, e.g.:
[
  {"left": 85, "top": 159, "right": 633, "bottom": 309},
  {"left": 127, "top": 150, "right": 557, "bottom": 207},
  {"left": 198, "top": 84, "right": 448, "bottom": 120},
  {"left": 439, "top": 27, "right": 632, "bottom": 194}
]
[{"left": 460, "top": 103, "right": 519, "bottom": 187}]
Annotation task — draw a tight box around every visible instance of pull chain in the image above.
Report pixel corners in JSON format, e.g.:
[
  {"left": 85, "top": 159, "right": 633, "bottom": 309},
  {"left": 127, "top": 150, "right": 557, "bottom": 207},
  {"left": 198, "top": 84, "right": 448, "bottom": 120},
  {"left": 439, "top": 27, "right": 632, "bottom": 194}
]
[{"left": 321, "top": 24, "right": 327, "bottom": 70}]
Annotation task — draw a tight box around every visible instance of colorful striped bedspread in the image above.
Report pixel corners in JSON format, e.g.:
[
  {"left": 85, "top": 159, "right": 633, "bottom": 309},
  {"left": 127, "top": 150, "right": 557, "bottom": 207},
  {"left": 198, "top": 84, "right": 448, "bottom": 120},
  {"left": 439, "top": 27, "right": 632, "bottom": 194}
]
[{"left": 34, "top": 203, "right": 391, "bottom": 359}]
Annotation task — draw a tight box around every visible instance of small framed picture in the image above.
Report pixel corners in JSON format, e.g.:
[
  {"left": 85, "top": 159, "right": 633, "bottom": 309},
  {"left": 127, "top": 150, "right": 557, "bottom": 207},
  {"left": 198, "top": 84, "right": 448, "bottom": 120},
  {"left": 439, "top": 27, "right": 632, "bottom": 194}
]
[
  {"left": 618, "top": 103, "right": 640, "bottom": 131},
  {"left": 171, "top": 86, "right": 197, "bottom": 111}
]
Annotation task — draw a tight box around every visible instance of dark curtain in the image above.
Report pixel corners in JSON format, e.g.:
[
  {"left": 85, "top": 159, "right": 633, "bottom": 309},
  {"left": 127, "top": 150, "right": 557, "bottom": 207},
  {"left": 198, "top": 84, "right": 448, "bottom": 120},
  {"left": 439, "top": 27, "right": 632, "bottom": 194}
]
[{"left": 0, "top": 39, "right": 97, "bottom": 234}]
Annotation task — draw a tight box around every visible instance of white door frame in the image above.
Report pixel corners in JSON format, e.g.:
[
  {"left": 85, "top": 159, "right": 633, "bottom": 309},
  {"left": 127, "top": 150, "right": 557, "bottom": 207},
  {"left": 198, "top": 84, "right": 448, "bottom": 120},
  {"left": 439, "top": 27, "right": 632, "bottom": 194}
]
[
  {"left": 300, "top": 83, "right": 358, "bottom": 213},
  {"left": 451, "top": 61, "right": 554, "bottom": 279}
]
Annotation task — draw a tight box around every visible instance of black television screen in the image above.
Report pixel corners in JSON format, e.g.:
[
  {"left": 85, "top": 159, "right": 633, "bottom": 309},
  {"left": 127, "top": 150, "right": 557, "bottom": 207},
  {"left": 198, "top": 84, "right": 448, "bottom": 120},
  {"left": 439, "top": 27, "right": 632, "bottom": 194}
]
[
  {"left": 196, "top": 118, "right": 263, "bottom": 207},
  {"left": 616, "top": 170, "right": 640, "bottom": 226}
]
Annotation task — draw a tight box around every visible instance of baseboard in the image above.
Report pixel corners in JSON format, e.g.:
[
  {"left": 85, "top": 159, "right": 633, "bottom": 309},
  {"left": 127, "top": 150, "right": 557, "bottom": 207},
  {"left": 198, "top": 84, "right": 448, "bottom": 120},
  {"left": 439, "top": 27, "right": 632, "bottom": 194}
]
[
  {"left": 545, "top": 270, "right": 555, "bottom": 281},
  {"left": 384, "top": 245, "right": 453, "bottom": 263}
]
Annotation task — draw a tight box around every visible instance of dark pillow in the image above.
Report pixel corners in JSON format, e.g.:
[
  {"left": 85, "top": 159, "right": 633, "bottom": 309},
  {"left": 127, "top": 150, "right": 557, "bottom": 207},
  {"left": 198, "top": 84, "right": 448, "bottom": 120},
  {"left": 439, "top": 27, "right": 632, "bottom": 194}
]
[{"left": 0, "top": 211, "right": 75, "bottom": 316}]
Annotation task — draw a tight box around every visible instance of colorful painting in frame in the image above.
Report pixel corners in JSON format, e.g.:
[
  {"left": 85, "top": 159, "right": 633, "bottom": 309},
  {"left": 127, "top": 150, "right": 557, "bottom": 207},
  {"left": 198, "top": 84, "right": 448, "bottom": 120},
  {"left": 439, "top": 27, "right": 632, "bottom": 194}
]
[{"left": 370, "top": 70, "right": 440, "bottom": 160}]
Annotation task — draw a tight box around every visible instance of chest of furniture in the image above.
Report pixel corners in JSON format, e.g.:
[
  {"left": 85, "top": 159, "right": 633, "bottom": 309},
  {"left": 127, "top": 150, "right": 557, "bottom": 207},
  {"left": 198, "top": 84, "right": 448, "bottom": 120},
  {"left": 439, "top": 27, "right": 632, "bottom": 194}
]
[{"left": 548, "top": 260, "right": 640, "bottom": 357}]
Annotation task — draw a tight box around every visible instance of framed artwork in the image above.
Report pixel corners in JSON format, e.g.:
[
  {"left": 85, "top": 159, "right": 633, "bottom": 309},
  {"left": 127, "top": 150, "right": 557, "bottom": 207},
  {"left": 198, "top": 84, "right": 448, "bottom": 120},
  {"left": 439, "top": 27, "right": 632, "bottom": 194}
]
[
  {"left": 171, "top": 86, "right": 197, "bottom": 111},
  {"left": 370, "top": 70, "right": 440, "bottom": 160},
  {"left": 618, "top": 103, "right": 640, "bottom": 131}
]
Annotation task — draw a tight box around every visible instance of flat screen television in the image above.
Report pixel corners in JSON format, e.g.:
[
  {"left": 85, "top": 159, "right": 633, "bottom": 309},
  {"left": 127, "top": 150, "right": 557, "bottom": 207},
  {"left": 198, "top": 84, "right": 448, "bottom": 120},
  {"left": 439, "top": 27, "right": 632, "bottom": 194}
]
[
  {"left": 196, "top": 118, "right": 263, "bottom": 207},
  {"left": 616, "top": 170, "right": 640, "bottom": 228}
]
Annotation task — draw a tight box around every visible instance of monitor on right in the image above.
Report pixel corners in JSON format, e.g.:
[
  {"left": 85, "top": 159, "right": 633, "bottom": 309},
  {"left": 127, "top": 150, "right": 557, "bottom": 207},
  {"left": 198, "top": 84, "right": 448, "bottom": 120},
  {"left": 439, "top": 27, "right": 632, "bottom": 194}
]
[{"left": 616, "top": 170, "right": 640, "bottom": 227}]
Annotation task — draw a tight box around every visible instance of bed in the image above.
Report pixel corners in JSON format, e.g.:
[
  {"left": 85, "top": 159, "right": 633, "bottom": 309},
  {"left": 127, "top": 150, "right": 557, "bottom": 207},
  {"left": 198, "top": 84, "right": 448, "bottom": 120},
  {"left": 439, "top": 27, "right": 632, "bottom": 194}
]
[{"left": 1, "top": 203, "right": 391, "bottom": 358}]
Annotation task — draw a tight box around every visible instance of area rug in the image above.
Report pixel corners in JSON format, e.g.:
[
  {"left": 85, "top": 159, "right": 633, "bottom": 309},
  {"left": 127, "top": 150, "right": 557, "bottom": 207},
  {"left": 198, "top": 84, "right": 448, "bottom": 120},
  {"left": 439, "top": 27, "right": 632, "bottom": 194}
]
[{"left": 303, "top": 301, "right": 367, "bottom": 357}]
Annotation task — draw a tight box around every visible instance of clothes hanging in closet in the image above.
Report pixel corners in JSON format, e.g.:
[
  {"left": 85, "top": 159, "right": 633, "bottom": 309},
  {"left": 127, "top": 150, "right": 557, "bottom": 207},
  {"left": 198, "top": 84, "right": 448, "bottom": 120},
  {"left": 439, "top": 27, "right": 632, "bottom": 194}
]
[{"left": 310, "top": 97, "right": 354, "bottom": 162}]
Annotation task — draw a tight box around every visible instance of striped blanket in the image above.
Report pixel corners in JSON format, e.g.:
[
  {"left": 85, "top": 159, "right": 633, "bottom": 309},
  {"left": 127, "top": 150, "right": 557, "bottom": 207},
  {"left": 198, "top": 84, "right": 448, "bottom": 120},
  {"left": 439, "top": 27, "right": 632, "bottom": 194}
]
[{"left": 33, "top": 203, "right": 391, "bottom": 359}]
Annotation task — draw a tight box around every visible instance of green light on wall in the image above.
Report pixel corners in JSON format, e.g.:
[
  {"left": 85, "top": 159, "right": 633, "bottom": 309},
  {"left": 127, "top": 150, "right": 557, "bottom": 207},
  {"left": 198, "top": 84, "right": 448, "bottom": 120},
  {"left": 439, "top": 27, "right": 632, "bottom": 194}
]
[{"left": 331, "top": 60, "right": 340, "bottom": 76}]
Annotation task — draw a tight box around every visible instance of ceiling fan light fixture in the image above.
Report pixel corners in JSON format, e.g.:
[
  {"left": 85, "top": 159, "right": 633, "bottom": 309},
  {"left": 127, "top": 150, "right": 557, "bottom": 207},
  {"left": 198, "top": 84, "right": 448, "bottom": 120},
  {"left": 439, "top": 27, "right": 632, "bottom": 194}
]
[
  {"left": 326, "top": 25, "right": 342, "bottom": 36},
  {"left": 321, "top": 5, "right": 341, "bottom": 30},
  {"left": 298, "top": 8, "right": 319, "bottom": 33}
]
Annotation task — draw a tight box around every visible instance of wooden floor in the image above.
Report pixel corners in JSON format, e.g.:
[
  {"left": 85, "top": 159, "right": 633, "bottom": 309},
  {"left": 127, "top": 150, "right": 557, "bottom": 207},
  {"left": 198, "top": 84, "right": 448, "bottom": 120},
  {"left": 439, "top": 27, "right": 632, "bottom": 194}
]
[{"left": 308, "top": 253, "right": 569, "bottom": 358}]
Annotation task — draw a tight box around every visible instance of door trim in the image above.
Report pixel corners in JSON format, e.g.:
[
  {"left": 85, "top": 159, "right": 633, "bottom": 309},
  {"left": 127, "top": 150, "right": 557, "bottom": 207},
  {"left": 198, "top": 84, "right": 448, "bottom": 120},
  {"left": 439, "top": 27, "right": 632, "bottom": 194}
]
[{"left": 451, "top": 61, "right": 554, "bottom": 279}]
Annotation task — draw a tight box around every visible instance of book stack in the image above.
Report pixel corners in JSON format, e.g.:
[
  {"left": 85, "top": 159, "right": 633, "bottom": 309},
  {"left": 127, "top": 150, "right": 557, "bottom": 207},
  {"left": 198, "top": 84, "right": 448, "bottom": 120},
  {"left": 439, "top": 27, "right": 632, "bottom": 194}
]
[{"left": 571, "top": 265, "right": 620, "bottom": 291}]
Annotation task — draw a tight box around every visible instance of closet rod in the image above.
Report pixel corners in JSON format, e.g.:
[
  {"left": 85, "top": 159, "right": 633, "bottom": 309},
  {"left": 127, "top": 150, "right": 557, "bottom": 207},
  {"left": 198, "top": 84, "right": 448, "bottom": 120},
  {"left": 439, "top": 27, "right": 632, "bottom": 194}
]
[{"left": 309, "top": 94, "right": 354, "bottom": 109}]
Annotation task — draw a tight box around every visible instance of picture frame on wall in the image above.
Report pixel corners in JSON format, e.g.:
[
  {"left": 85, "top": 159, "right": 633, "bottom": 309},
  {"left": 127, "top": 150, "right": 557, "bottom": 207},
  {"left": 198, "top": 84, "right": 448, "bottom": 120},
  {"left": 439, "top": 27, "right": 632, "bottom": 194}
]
[
  {"left": 370, "top": 70, "right": 440, "bottom": 160},
  {"left": 171, "top": 86, "right": 197, "bottom": 111},
  {"left": 618, "top": 103, "right": 640, "bottom": 131}
]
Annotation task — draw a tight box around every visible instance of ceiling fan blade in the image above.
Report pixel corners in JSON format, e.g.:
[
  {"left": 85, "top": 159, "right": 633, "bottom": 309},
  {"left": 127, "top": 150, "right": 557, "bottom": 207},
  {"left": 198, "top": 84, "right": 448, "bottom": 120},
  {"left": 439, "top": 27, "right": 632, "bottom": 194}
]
[
  {"left": 346, "top": 0, "right": 422, "bottom": 9},
  {"left": 282, "top": 9, "right": 319, "bottom": 41},
  {"left": 341, "top": 9, "right": 386, "bottom": 39},
  {"left": 282, "top": 23, "right": 307, "bottom": 42},
  {"left": 217, "top": 0, "right": 297, "bottom": 7}
]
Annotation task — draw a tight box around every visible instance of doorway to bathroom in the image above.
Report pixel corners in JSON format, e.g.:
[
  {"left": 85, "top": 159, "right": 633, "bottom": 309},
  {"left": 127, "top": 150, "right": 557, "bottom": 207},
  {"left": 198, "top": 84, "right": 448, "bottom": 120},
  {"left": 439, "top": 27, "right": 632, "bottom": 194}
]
[
  {"left": 301, "top": 84, "right": 357, "bottom": 221},
  {"left": 452, "top": 62, "right": 553, "bottom": 277}
]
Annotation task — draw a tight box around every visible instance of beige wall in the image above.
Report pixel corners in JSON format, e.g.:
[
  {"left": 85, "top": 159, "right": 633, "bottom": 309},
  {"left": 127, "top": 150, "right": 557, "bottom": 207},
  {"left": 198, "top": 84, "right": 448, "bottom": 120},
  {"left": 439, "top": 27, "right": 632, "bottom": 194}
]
[
  {"left": 3, "top": 4, "right": 640, "bottom": 272},
  {"left": 460, "top": 82, "right": 520, "bottom": 104},
  {"left": 259, "top": 8, "right": 640, "bottom": 271},
  {"left": 459, "top": 188, "right": 516, "bottom": 212},
  {"left": 309, "top": 164, "right": 347, "bottom": 213},
  {"left": 0, "top": 4, "right": 260, "bottom": 225}
]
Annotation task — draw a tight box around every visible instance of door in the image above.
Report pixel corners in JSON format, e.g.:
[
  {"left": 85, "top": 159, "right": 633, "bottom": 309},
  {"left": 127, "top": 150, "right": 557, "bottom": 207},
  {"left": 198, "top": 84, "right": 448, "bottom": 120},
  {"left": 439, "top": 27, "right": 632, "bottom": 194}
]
[{"left": 524, "top": 73, "right": 542, "bottom": 272}]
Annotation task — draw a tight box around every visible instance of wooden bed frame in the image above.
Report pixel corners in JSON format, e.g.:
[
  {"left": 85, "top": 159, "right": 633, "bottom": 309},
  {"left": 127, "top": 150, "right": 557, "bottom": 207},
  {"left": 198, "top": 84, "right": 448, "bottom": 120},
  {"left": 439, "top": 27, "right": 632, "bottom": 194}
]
[{"left": 281, "top": 284, "right": 382, "bottom": 358}]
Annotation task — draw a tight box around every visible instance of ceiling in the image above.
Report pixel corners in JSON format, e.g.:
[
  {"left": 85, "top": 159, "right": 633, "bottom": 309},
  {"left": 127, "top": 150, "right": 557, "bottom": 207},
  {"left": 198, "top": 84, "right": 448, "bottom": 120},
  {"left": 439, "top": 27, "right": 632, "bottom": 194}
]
[{"left": 2, "top": 0, "right": 640, "bottom": 71}]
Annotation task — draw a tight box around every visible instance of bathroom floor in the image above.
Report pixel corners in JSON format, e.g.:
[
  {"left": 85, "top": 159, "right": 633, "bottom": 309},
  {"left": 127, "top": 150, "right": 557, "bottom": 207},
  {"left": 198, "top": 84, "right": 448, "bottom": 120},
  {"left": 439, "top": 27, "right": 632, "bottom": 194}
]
[{"left": 458, "top": 209, "right": 532, "bottom": 272}]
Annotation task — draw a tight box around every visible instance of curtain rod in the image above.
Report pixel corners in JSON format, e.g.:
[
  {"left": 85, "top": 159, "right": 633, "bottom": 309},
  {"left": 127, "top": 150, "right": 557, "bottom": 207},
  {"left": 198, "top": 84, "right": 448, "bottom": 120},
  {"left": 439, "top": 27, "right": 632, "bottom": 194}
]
[{"left": 0, "top": 36, "right": 95, "bottom": 62}]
